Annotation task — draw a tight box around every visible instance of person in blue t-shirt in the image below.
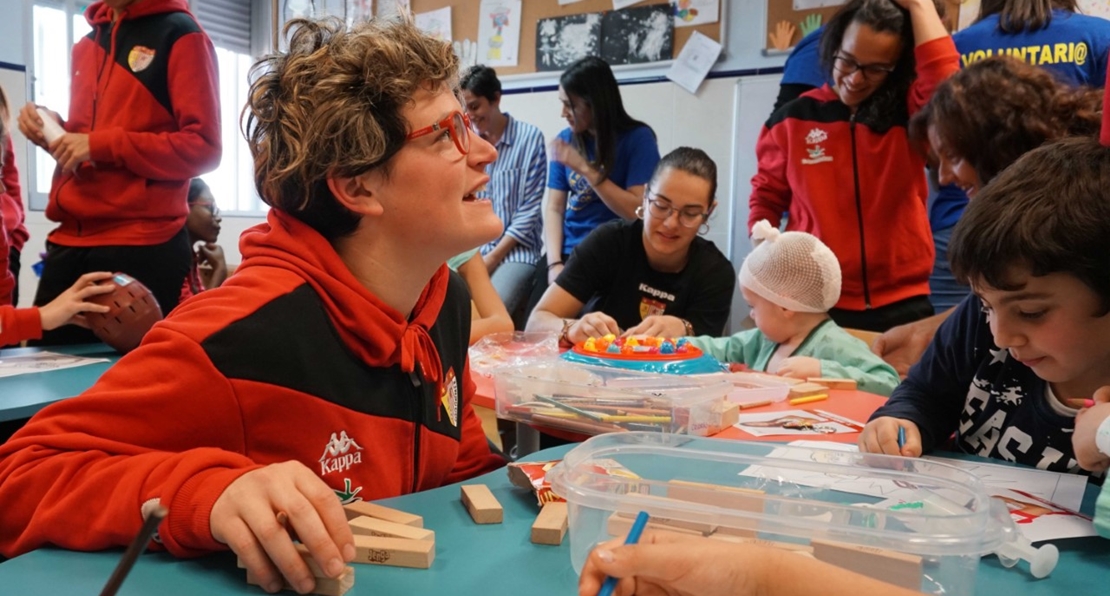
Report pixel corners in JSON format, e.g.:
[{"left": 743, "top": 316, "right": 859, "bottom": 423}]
[
  {"left": 772, "top": 26, "right": 828, "bottom": 113},
  {"left": 528, "top": 57, "right": 660, "bottom": 315}
]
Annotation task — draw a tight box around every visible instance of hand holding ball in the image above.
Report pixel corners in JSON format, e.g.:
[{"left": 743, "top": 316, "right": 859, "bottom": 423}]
[{"left": 85, "top": 273, "right": 163, "bottom": 353}]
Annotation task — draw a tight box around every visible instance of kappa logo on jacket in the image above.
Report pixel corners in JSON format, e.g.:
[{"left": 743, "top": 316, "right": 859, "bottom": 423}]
[
  {"left": 319, "top": 430, "right": 363, "bottom": 476},
  {"left": 801, "top": 127, "right": 833, "bottom": 165},
  {"left": 127, "top": 46, "right": 155, "bottom": 72},
  {"left": 440, "top": 368, "right": 459, "bottom": 427}
]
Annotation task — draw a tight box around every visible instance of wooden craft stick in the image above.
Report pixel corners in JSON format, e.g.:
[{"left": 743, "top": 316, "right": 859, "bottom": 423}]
[
  {"left": 806, "top": 377, "right": 857, "bottom": 391},
  {"left": 600, "top": 414, "right": 672, "bottom": 423},
  {"left": 348, "top": 515, "right": 435, "bottom": 542},
  {"left": 789, "top": 394, "right": 828, "bottom": 406},
  {"left": 532, "top": 413, "right": 628, "bottom": 434},
  {"left": 246, "top": 568, "right": 355, "bottom": 596},
  {"left": 810, "top": 538, "right": 922, "bottom": 590},
  {"left": 343, "top": 501, "right": 423, "bottom": 527},
  {"left": 351, "top": 534, "right": 435, "bottom": 569},
  {"left": 531, "top": 502, "right": 569, "bottom": 545},
  {"left": 788, "top": 382, "right": 829, "bottom": 398},
  {"left": 535, "top": 395, "right": 607, "bottom": 421},
  {"left": 738, "top": 399, "right": 776, "bottom": 410},
  {"left": 461, "top": 484, "right": 504, "bottom": 524}
]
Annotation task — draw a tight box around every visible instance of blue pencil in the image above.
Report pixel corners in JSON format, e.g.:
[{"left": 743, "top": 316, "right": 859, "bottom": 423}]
[
  {"left": 598, "top": 511, "right": 650, "bottom": 596},
  {"left": 897, "top": 426, "right": 906, "bottom": 451}
]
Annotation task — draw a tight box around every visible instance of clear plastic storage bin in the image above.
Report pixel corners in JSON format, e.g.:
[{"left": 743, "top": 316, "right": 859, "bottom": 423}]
[
  {"left": 492, "top": 362, "right": 734, "bottom": 437},
  {"left": 548, "top": 433, "right": 1016, "bottom": 594}
]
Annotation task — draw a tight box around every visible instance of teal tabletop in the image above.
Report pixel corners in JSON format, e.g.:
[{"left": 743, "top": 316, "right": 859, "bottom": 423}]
[
  {"left": 0, "top": 444, "right": 1105, "bottom": 595},
  {"left": 0, "top": 344, "right": 120, "bottom": 422}
]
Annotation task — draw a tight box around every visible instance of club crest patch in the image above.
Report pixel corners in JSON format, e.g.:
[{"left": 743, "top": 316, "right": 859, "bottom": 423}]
[
  {"left": 128, "top": 46, "right": 155, "bottom": 72},
  {"left": 440, "top": 367, "right": 459, "bottom": 427}
]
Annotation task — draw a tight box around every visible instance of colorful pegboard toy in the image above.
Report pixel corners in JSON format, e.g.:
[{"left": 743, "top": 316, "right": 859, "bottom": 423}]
[{"left": 574, "top": 335, "right": 700, "bottom": 361}]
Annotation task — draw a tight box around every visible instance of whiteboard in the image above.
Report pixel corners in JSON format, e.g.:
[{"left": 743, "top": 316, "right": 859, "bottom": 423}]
[{"left": 726, "top": 74, "right": 781, "bottom": 332}]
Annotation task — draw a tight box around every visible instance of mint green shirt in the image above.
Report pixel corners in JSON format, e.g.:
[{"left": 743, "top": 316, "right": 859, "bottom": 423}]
[
  {"left": 1097, "top": 482, "right": 1110, "bottom": 539},
  {"left": 688, "top": 319, "right": 900, "bottom": 396}
]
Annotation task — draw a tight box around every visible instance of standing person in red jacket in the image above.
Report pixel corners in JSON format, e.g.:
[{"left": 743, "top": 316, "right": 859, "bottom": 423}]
[
  {"left": 750, "top": 0, "right": 957, "bottom": 332},
  {"left": 0, "top": 86, "right": 28, "bottom": 306},
  {"left": 0, "top": 15, "right": 506, "bottom": 595},
  {"left": 16, "top": 0, "right": 221, "bottom": 344}
]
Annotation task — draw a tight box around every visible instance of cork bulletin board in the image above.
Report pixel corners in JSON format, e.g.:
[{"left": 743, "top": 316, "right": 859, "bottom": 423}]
[
  {"left": 764, "top": 0, "right": 962, "bottom": 52},
  {"left": 408, "top": 0, "right": 723, "bottom": 76}
]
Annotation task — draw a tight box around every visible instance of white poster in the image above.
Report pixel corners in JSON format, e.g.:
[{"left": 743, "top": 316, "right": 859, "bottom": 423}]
[
  {"left": 478, "top": 1, "right": 523, "bottom": 67},
  {"left": 415, "top": 6, "right": 452, "bottom": 42},
  {"left": 673, "top": 0, "right": 719, "bottom": 27},
  {"left": 613, "top": 0, "right": 646, "bottom": 9},
  {"left": 667, "top": 30, "right": 721, "bottom": 94}
]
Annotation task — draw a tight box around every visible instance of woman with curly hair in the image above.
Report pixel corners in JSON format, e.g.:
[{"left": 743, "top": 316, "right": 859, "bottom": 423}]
[
  {"left": 749, "top": 0, "right": 957, "bottom": 333},
  {"left": 872, "top": 55, "right": 1102, "bottom": 375},
  {"left": 0, "top": 15, "right": 506, "bottom": 593}
]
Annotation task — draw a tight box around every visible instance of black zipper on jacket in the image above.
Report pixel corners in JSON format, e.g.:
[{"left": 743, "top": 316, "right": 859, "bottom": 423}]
[
  {"left": 849, "top": 113, "right": 872, "bottom": 309},
  {"left": 408, "top": 370, "right": 423, "bottom": 493}
]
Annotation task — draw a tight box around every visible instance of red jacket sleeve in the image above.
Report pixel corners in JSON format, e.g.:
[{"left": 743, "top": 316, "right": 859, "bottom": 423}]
[
  {"left": 0, "top": 306, "right": 42, "bottom": 346},
  {"left": 0, "top": 325, "right": 262, "bottom": 559},
  {"left": 88, "top": 31, "right": 222, "bottom": 181},
  {"left": 748, "top": 122, "right": 792, "bottom": 233},
  {"left": 442, "top": 358, "right": 506, "bottom": 485},
  {"left": 907, "top": 36, "right": 960, "bottom": 116}
]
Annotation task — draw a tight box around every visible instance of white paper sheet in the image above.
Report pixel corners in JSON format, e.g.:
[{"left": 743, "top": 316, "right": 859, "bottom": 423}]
[
  {"left": 0, "top": 351, "right": 109, "bottom": 379},
  {"left": 732, "top": 409, "right": 860, "bottom": 437},
  {"left": 666, "top": 31, "right": 721, "bottom": 94}
]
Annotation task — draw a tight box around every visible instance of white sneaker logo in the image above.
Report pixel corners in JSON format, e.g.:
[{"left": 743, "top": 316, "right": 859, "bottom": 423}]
[{"left": 319, "top": 431, "right": 364, "bottom": 476}]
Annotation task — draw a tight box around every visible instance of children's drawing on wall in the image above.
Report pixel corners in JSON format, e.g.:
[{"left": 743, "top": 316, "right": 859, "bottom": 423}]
[
  {"left": 601, "top": 4, "right": 674, "bottom": 65},
  {"left": 536, "top": 13, "right": 602, "bottom": 72},
  {"left": 768, "top": 12, "right": 825, "bottom": 50},
  {"left": 478, "top": 0, "right": 522, "bottom": 67},
  {"left": 415, "top": 6, "right": 452, "bottom": 42},
  {"left": 672, "top": 0, "right": 720, "bottom": 27}
]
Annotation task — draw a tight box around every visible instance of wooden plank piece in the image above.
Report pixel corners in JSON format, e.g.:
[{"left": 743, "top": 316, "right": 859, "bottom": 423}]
[
  {"left": 343, "top": 500, "right": 423, "bottom": 528},
  {"left": 531, "top": 501, "right": 568, "bottom": 545},
  {"left": 707, "top": 400, "right": 740, "bottom": 434},
  {"left": 351, "top": 534, "right": 435, "bottom": 569},
  {"left": 348, "top": 515, "right": 435, "bottom": 542},
  {"left": 807, "top": 377, "right": 857, "bottom": 390},
  {"left": 667, "top": 480, "right": 764, "bottom": 537},
  {"left": 788, "top": 382, "right": 828, "bottom": 398},
  {"left": 707, "top": 532, "right": 814, "bottom": 554},
  {"left": 607, "top": 512, "right": 702, "bottom": 539},
  {"left": 810, "top": 538, "right": 922, "bottom": 590},
  {"left": 461, "top": 484, "right": 504, "bottom": 524}
]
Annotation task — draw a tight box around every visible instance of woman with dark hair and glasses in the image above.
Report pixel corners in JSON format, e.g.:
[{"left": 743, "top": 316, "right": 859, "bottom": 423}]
[
  {"left": 749, "top": 0, "right": 956, "bottom": 333},
  {"left": 179, "top": 178, "right": 227, "bottom": 302},
  {"left": 527, "top": 147, "right": 733, "bottom": 344},
  {"left": 538, "top": 56, "right": 660, "bottom": 289}
]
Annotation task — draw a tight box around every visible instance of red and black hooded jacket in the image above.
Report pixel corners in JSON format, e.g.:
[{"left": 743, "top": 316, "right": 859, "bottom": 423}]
[
  {"left": 0, "top": 209, "right": 504, "bottom": 558},
  {"left": 749, "top": 37, "right": 959, "bottom": 312},
  {"left": 47, "top": 0, "right": 221, "bottom": 247}
]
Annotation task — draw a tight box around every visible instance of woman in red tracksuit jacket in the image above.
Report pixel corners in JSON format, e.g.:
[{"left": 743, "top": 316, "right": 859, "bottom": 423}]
[
  {"left": 0, "top": 17, "right": 506, "bottom": 594},
  {"left": 750, "top": 0, "right": 958, "bottom": 332}
]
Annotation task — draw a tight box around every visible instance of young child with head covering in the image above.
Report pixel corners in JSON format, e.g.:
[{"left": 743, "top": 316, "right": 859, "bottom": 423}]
[{"left": 688, "top": 220, "right": 900, "bottom": 396}]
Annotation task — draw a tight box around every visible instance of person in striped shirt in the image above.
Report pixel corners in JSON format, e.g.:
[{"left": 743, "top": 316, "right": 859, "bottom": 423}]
[{"left": 460, "top": 66, "right": 547, "bottom": 324}]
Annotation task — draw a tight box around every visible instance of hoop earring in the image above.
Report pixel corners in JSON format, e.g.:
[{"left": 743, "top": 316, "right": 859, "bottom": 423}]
[
  {"left": 699, "top": 223, "right": 710, "bottom": 235},
  {"left": 635, "top": 205, "right": 644, "bottom": 219}
]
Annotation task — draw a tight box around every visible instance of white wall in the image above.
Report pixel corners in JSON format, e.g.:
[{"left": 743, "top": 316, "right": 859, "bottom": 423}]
[{"left": 4, "top": 0, "right": 784, "bottom": 323}]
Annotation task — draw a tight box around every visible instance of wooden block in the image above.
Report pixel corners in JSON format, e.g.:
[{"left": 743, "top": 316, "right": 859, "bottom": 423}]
[
  {"left": 788, "top": 382, "right": 828, "bottom": 398},
  {"left": 807, "top": 377, "right": 857, "bottom": 391},
  {"left": 351, "top": 534, "right": 435, "bottom": 569},
  {"left": 667, "top": 480, "right": 763, "bottom": 537},
  {"left": 707, "top": 400, "right": 740, "bottom": 434},
  {"left": 707, "top": 533, "right": 815, "bottom": 554},
  {"left": 606, "top": 512, "right": 702, "bottom": 538},
  {"left": 740, "top": 371, "right": 803, "bottom": 385},
  {"left": 461, "top": 484, "right": 503, "bottom": 524},
  {"left": 349, "top": 515, "right": 435, "bottom": 542},
  {"left": 246, "top": 568, "right": 354, "bottom": 596},
  {"left": 811, "top": 538, "right": 922, "bottom": 590},
  {"left": 343, "top": 500, "right": 423, "bottom": 528},
  {"left": 531, "top": 502, "right": 568, "bottom": 545}
]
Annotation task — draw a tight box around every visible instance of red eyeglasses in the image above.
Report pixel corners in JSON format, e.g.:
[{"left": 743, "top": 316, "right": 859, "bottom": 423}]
[{"left": 405, "top": 111, "right": 472, "bottom": 155}]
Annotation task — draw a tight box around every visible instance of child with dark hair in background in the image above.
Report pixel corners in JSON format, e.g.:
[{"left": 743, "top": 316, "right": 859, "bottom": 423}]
[
  {"left": 180, "top": 178, "right": 227, "bottom": 302},
  {"left": 862, "top": 136, "right": 1110, "bottom": 474}
]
